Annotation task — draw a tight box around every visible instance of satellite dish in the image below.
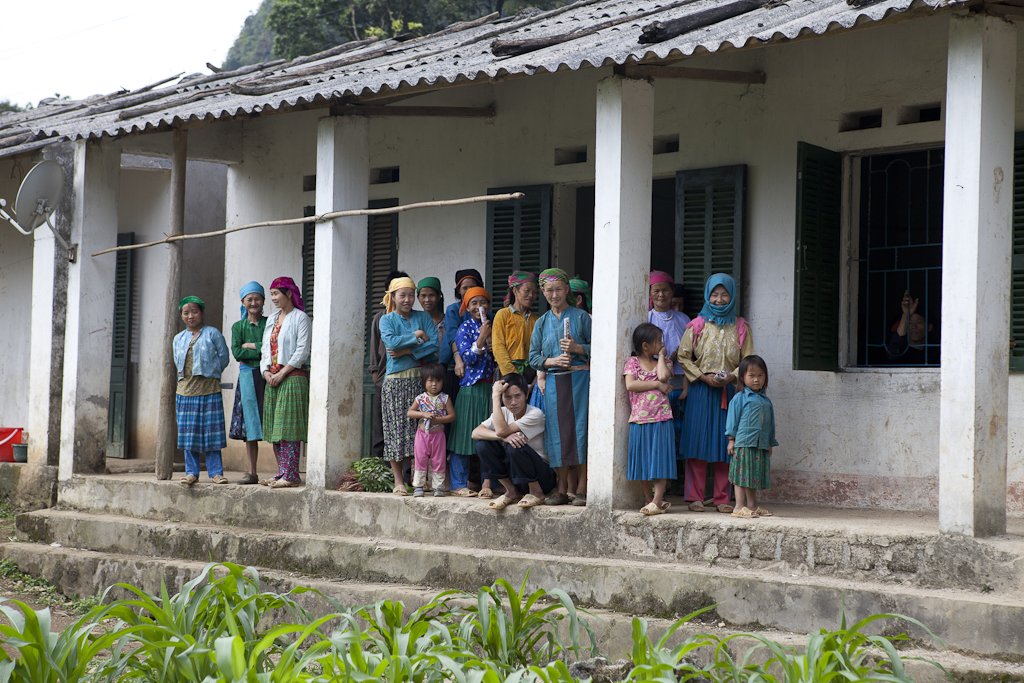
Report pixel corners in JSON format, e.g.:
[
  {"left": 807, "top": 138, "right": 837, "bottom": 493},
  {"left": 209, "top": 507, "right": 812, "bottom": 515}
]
[{"left": 0, "top": 160, "right": 76, "bottom": 262}]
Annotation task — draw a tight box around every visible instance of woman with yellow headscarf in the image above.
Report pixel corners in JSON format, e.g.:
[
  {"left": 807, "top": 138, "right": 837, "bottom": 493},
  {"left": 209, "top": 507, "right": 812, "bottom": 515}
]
[{"left": 379, "top": 276, "right": 440, "bottom": 494}]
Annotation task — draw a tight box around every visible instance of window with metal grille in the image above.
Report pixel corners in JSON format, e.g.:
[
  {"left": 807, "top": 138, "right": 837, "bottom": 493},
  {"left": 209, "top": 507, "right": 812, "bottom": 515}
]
[{"left": 856, "top": 148, "right": 944, "bottom": 367}]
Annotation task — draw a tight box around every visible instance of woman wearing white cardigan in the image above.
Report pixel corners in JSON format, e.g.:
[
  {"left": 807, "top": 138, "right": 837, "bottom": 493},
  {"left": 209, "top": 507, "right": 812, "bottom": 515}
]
[{"left": 260, "top": 276, "right": 311, "bottom": 487}]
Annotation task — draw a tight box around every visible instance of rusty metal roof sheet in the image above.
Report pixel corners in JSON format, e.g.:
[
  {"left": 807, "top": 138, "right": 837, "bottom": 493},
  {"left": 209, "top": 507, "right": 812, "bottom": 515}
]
[{"left": 0, "top": 0, "right": 964, "bottom": 157}]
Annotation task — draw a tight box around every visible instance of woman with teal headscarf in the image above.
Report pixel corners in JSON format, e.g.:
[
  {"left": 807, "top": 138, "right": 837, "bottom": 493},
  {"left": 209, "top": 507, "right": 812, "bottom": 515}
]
[
  {"left": 229, "top": 281, "right": 267, "bottom": 484},
  {"left": 676, "top": 273, "right": 754, "bottom": 513}
]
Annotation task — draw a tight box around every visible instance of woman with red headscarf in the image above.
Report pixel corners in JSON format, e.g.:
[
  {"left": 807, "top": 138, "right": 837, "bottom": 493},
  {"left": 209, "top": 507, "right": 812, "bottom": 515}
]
[{"left": 260, "top": 276, "right": 311, "bottom": 488}]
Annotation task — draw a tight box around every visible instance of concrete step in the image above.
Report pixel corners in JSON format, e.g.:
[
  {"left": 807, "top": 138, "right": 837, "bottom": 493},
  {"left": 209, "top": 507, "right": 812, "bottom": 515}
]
[
  {"left": 57, "top": 474, "right": 1024, "bottom": 594},
  {"left": 17, "top": 508, "right": 1024, "bottom": 659},
  {"left": 1, "top": 542, "right": 1020, "bottom": 682}
]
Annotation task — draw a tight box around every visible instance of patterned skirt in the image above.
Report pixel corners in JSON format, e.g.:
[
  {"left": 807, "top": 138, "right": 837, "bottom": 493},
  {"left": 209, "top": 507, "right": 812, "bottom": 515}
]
[
  {"left": 176, "top": 392, "right": 227, "bottom": 453},
  {"left": 229, "top": 366, "right": 266, "bottom": 441},
  {"left": 679, "top": 380, "right": 735, "bottom": 463},
  {"left": 542, "top": 369, "right": 589, "bottom": 468},
  {"left": 262, "top": 373, "right": 309, "bottom": 443},
  {"left": 729, "top": 447, "right": 771, "bottom": 490},
  {"left": 627, "top": 420, "right": 677, "bottom": 481},
  {"left": 450, "top": 382, "right": 491, "bottom": 456},
  {"left": 382, "top": 376, "right": 421, "bottom": 461}
]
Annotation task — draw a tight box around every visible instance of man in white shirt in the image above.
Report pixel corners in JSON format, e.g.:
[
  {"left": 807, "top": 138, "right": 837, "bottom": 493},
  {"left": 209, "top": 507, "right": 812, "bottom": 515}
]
[{"left": 473, "top": 374, "right": 556, "bottom": 508}]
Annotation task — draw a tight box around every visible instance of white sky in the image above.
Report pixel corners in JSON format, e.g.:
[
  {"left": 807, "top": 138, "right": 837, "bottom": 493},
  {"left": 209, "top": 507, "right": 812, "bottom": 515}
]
[{"left": 0, "top": 0, "right": 264, "bottom": 107}]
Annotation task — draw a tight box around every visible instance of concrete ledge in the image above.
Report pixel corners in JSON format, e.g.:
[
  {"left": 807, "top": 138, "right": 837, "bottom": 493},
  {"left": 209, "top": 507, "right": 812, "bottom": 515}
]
[
  {"left": 56, "top": 475, "right": 1024, "bottom": 593},
  {"left": 0, "top": 542, "right": 1018, "bottom": 680},
  {"left": 0, "top": 463, "right": 57, "bottom": 510},
  {"left": 17, "top": 508, "right": 1024, "bottom": 658}
]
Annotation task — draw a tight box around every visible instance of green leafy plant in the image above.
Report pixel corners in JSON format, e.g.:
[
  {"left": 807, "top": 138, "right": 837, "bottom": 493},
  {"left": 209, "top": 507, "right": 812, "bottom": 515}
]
[{"left": 350, "top": 457, "right": 397, "bottom": 492}]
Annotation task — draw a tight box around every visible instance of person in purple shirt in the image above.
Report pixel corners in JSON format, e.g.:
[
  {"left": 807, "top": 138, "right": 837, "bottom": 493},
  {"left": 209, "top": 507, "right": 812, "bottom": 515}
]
[{"left": 648, "top": 271, "right": 690, "bottom": 454}]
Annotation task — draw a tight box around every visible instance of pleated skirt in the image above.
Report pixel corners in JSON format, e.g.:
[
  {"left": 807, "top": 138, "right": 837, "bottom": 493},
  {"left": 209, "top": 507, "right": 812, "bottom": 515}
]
[
  {"left": 450, "top": 382, "right": 491, "bottom": 456},
  {"left": 678, "top": 380, "right": 735, "bottom": 464},
  {"left": 729, "top": 447, "right": 771, "bottom": 490},
  {"left": 543, "top": 370, "right": 589, "bottom": 468},
  {"left": 381, "top": 376, "right": 421, "bottom": 461},
  {"left": 627, "top": 420, "right": 677, "bottom": 481},
  {"left": 262, "top": 374, "right": 309, "bottom": 444},
  {"left": 229, "top": 367, "right": 265, "bottom": 441},
  {"left": 176, "top": 393, "right": 227, "bottom": 453}
]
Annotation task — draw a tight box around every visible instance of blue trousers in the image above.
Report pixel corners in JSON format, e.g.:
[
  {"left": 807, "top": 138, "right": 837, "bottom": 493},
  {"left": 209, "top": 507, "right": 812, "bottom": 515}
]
[
  {"left": 184, "top": 450, "right": 223, "bottom": 478},
  {"left": 449, "top": 452, "right": 471, "bottom": 490}
]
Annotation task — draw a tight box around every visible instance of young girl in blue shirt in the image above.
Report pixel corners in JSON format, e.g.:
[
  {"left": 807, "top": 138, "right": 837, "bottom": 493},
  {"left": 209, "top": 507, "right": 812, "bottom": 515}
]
[{"left": 725, "top": 354, "right": 777, "bottom": 518}]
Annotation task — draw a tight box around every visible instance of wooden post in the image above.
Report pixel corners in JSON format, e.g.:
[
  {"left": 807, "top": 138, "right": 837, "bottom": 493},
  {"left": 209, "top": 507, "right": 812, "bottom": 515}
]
[{"left": 155, "top": 129, "right": 187, "bottom": 480}]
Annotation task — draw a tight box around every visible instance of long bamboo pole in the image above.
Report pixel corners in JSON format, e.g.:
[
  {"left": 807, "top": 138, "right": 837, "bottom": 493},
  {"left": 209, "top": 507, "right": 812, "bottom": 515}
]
[{"left": 91, "top": 192, "right": 525, "bottom": 257}]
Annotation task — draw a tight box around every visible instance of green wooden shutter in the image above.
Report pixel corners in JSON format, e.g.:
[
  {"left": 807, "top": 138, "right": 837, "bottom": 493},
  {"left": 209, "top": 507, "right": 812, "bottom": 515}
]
[
  {"left": 793, "top": 142, "right": 842, "bottom": 371},
  {"left": 107, "top": 232, "right": 134, "bottom": 459},
  {"left": 674, "top": 165, "right": 746, "bottom": 320},
  {"left": 362, "top": 200, "right": 399, "bottom": 457},
  {"left": 486, "top": 185, "right": 552, "bottom": 311},
  {"left": 301, "top": 206, "right": 316, "bottom": 316},
  {"left": 1011, "top": 132, "right": 1024, "bottom": 371}
]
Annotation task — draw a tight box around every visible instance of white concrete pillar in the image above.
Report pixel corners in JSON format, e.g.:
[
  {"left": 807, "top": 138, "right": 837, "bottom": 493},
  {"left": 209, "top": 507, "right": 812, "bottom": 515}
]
[
  {"left": 588, "top": 74, "right": 654, "bottom": 512},
  {"left": 58, "top": 139, "right": 121, "bottom": 480},
  {"left": 28, "top": 227, "right": 59, "bottom": 466},
  {"left": 306, "top": 115, "right": 370, "bottom": 490},
  {"left": 939, "top": 13, "right": 1017, "bottom": 537}
]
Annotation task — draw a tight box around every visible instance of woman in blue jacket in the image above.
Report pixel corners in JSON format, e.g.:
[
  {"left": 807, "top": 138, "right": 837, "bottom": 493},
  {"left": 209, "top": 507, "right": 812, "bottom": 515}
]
[{"left": 174, "top": 296, "right": 231, "bottom": 486}]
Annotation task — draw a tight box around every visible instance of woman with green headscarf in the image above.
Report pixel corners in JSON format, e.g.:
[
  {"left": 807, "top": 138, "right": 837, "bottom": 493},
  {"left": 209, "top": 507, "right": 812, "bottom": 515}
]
[
  {"left": 173, "top": 296, "right": 231, "bottom": 486},
  {"left": 569, "top": 277, "right": 592, "bottom": 314}
]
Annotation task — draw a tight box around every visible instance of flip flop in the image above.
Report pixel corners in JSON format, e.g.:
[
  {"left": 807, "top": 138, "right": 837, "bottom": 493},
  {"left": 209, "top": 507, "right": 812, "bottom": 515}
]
[
  {"left": 488, "top": 494, "right": 517, "bottom": 510},
  {"left": 478, "top": 487, "right": 494, "bottom": 499},
  {"left": 517, "top": 494, "right": 545, "bottom": 508},
  {"left": 731, "top": 507, "right": 755, "bottom": 519},
  {"left": 753, "top": 507, "right": 774, "bottom": 517},
  {"left": 641, "top": 502, "right": 665, "bottom": 515}
]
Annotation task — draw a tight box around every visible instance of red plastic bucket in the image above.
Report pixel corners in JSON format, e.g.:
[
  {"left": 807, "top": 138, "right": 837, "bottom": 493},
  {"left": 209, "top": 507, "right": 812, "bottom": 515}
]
[{"left": 0, "top": 429, "right": 23, "bottom": 462}]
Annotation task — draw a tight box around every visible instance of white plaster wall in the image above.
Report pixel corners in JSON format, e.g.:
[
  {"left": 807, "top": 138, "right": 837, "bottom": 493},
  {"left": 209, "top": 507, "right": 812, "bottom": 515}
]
[
  {"left": 215, "top": 13, "right": 1024, "bottom": 511},
  {"left": 0, "top": 157, "right": 34, "bottom": 432}
]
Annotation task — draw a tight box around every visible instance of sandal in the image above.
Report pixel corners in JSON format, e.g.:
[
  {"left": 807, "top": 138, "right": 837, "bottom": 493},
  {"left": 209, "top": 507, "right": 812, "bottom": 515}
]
[
  {"left": 488, "top": 494, "right": 518, "bottom": 510},
  {"left": 544, "top": 492, "right": 570, "bottom": 506},
  {"left": 688, "top": 501, "right": 705, "bottom": 512},
  {"left": 272, "top": 479, "right": 299, "bottom": 488},
  {"left": 258, "top": 478, "right": 275, "bottom": 486},
  {"left": 659, "top": 501, "right": 672, "bottom": 512},
  {"left": 753, "top": 507, "right": 774, "bottom": 517},
  {"left": 717, "top": 504, "right": 734, "bottom": 514},
  {"left": 392, "top": 485, "right": 408, "bottom": 496},
  {"left": 641, "top": 502, "right": 666, "bottom": 516},
  {"left": 450, "top": 488, "right": 477, "bottom": 497},
  {"left": 731, "top": 507, "right": 755, "bottom": 518},
  {"left": 211, "top": 475, "right": 229, "bottom": 484},
  {"left": 478, "top": 487, "right": 494, "bottom": 499},
  {"left": 236, "top": 473, "right": 259, "bottom": 485},
  {"left": 517, "top": 494, "right": 545, "bottom": 508},
  {"left": 180, "top": 474, "right": 197, "bottom": 487}
]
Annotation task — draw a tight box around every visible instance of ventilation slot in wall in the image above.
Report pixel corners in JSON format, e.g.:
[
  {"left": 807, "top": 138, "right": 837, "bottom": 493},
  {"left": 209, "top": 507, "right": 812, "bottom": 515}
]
[
  {"left": 555, "top": 146, "right": 587, "bottom": 166},
  {"left": 370, "top": 166, "right": 400, "bottom": 185},
  {"left": 302, "top": 175, "right": 316, "bottom": 192},
  {"left": 654, "top": 134, "right": 680, "bottom": 155},
  {"left": 839, "top": 109, "right": 883, "bottom": 132},
  {"left": 898, "top": 103, "right": 941, "bottom": 125}
]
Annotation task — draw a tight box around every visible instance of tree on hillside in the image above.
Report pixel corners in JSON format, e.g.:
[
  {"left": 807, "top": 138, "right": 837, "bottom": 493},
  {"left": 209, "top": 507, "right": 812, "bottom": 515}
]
[
  {"left": 223, "top": 0, "right": 277, "bottom": 70},
  {"left": 0, "top": 100, "right": 27, "bottom": 114}
]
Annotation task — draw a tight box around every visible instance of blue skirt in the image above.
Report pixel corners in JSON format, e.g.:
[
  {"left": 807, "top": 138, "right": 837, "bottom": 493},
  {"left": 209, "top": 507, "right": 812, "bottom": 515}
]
[
  {"left": 529, "top": 382, "right": 545, "bottom": 412},
  {"left": 628, "top": 421, "right": 677, "bottom": 481},
  {"left": 679, "top": 380, "right": 734, "bottom": 464},
  {"left": 176, "top": 393, "right": 227, "bottom": 453},
  {"left": 543, "top": 369, "right": 588, "bottom": 468}
]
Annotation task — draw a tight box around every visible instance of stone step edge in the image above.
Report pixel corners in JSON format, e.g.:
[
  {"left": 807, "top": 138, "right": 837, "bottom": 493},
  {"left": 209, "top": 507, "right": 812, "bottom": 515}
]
[
  {"left": 1, "top": 542, "right": 1019, "bottom": 681},
  {"left": 19, "top": 508, "right": 1024, "bottom": 611}
]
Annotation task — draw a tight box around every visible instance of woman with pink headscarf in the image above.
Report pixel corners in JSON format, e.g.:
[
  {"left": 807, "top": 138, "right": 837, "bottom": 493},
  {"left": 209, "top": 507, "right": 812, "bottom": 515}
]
[
  {"left": 648, "top": 271, "right": 690, "bottom": 453},
  {"left": 259, "top": 276, "right": 311, "bottom": 488}
]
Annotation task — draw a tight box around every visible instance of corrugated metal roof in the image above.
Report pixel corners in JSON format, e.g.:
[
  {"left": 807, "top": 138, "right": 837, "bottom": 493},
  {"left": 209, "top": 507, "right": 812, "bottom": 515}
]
[{"left": 0, "top": 0, "right": 963, "bottom": 158}]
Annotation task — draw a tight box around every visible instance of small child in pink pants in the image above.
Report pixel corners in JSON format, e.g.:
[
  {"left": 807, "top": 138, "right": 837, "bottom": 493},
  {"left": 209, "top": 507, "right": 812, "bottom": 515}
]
[{"left": 407, "top": 363, "right": 455, "bottom": 497}]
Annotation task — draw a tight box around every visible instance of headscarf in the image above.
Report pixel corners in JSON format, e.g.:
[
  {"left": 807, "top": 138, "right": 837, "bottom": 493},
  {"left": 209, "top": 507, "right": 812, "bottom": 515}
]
[
  {"left": 538, "top": 268, "right": 569, "bottom": 287},
  {"left": 270, "top": 276, "right": 306, "bottom": 313},
  {"left": 649, "top": 270, "right": 674, "bottom": 310},
  {"left": 179, "top": 295, "right": 205, "bottom": 311},
  {"left": 569, "top": 277, "right": 592, "bottom": 311},
  {"left": 504, "top": 270, "right": 536, "bottom": 308},
  {"left": 239, "top": 281, "right": 265, "bottom": 320},
  {"left": 416, "top": 277, "right": 444, "bottom": 308},
  {"left": 460, "top": 286, "right": 491, "bottom": 316},
  {"left": 699, "top": 273, "right": 737, "bottom": 327},
  {"left": 381, "top": 276, "right": 417, "bottom": 313},
  {"left": 454, "top": 268, "right": 483, "bottom": 300}
]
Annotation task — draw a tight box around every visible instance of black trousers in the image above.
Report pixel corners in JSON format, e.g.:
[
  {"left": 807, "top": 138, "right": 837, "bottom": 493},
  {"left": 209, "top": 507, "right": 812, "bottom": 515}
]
[
  {"left": 372, "top": 382, "right": 385, "bottom": 459},
  {"left": 476, "top": 439, "right": 557, "bottom": 496}
]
